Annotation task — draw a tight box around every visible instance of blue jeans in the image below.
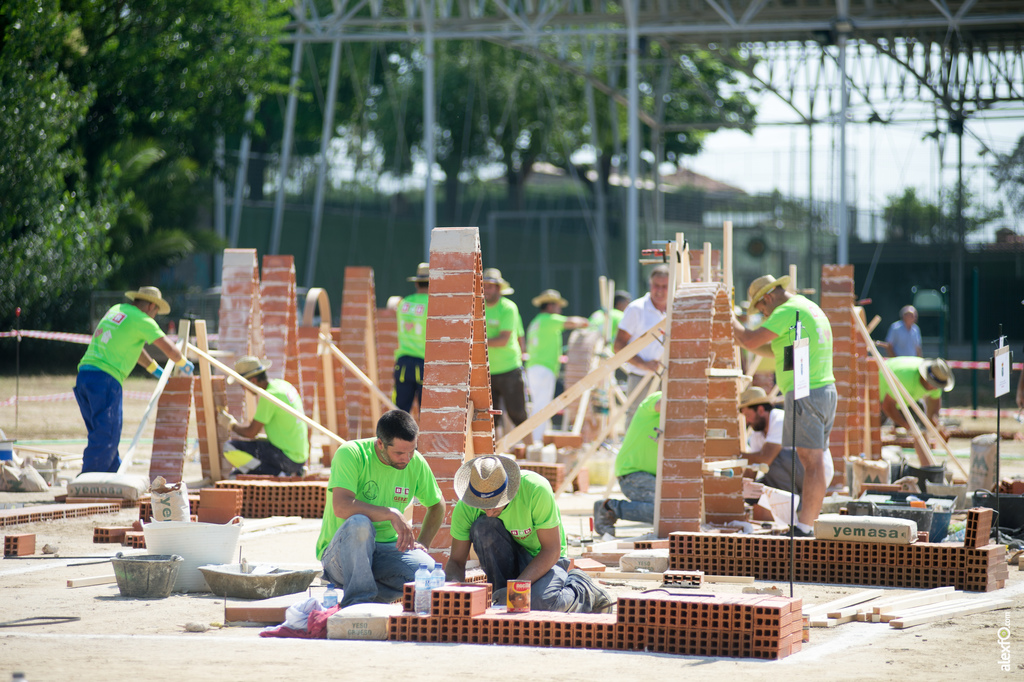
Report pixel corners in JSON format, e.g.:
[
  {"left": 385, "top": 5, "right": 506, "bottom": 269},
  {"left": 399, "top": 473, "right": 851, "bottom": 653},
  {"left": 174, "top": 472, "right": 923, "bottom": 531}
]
[
  {"left": 320, "top": 515, "right": 433, "bottom": 608},
  {"left": 74, "top": 368, "right": 123, "bottom": 473},
  {"left": 607, "top": 471, "right": 656, "bottom": 525},
  {"left": 469, "top": 516, "right": 578, "bottom": 612}
]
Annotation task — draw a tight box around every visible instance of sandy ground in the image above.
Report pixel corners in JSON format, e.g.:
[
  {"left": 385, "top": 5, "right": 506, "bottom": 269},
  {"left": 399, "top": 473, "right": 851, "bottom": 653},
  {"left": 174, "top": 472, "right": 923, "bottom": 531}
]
[{"left": 1, "top": 375, "right": 1023, "bottom": 680}]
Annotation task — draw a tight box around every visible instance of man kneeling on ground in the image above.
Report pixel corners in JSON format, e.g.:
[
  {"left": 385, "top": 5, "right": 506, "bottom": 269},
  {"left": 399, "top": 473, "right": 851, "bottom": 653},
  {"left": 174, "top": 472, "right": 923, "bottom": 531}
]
[
  {"left": 445, "top": 455, "right": 613, "bottom": 613},
  {"left": 316, "top": 410, "right": 445, "bottom": 608}
]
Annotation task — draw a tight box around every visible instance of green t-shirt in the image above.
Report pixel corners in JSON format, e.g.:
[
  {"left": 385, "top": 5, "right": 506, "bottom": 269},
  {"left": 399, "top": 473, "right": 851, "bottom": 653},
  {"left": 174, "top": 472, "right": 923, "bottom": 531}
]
[
  {"left": 315, "top": 438, "right": 442, "bottom": 558},
  {"left": 450, "top": 470, "right": 567, "bottom": 558},
  {"left": 78, "top": 303, "right": 165, "bottom": 385},
  {"left": 760, "top": 295, "right": 835, "bottom": 395},
  {"left": 615, "top": 391, "right": 661, "bottom": 477},
  {"left": 588, "top": 309, "right": 624, "bottom": 343},
  {"left": 879, "top": 357, "right": 942, "bottom": 404},
  {"left": 526, "top": 312, "right": 567, "bottom": 373},
  {"left": 486, "top": 297, "right": 523, "bottom": 374},
  {"left": 253, "top": 378, "right": 309, "bottom": 464},
  {"left": 395, "top": 292, "right": 428, "bottom": 360}
]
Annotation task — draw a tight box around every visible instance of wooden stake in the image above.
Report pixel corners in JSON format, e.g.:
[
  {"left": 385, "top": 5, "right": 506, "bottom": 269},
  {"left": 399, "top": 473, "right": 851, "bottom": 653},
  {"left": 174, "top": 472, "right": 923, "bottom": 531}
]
[{"left": 194, "top": 319, "right": 222, "bottom": 481}]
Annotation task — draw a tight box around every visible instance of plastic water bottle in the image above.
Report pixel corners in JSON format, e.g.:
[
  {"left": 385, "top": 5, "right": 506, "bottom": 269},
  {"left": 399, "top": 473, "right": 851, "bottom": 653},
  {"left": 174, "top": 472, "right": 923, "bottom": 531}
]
[
  {"left": 414, "top": 564, "right": 431, "bottom": 615},
  {"left": 430, "top": 562, "right": 446, "bottom": 591},
  {"left": 322, "top": 583, "right": 338, "bottom": 608}
]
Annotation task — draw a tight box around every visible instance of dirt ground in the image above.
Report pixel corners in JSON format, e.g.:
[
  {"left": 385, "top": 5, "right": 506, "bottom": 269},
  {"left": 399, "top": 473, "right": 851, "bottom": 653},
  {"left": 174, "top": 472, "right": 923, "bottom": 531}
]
[{"left": 1, "top": 375, "right": 1023, "bottom": 680}]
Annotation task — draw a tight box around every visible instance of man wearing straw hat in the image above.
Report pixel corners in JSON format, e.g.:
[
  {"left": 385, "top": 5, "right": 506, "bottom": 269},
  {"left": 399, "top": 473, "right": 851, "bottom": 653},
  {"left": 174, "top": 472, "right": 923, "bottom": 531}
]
[
  {"left": 316, "top": 410, "right": 445, "bottom": 608},
  {"left": 731, "top": 274, "right": 835, "bottom": 536},
  {"left": 879, "top": 357, "right": 955, "bottom": 462},
  {"left": 525, "top": 289, "right": 588, "bottom": 444},
  {"left": 393, "top": 262, "right": 430, "bottom": 414},
  {"left": 483, "top": 268, "right": 532, "bottom": 444},
  {"left": 218, "top": 356, "right": 308, "bottom": 477},
  {"left": 75, "top": 286, "right": 194, "bottom": 474},
  {"left": 445, "top": 455, "right": 613, "bottom": 613}
]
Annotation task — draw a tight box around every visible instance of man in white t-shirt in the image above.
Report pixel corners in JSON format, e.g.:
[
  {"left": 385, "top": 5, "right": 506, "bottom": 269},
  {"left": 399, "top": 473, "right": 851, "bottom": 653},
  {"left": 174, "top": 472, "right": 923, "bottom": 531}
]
[
  {"left": 740, "top": 386, "right": 833, "bottom": 495},
  {"left": 614, "top": 265, "right": 669, "bottom": 426}
]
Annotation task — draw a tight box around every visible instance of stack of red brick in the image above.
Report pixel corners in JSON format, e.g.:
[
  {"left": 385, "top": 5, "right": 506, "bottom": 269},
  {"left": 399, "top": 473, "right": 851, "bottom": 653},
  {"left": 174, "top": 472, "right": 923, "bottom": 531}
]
[
  {"left": 388, "top": 583, "right": 802, "bottom": 659},
  {"left": 214, "top": 480, "right": 327, "bottom": 519}
]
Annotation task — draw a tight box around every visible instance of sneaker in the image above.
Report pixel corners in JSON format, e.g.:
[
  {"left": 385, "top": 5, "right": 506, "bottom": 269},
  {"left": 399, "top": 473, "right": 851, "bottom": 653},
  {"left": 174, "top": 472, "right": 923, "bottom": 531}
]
[
  {"left": 568, "top": 568, "right": 615, "bottom": 614},
  {"left": 788, "top": 525, "right": 814, "bottom": 537},
  {"left": 593, "top": 500, "right": 617, "bottom": 538}
]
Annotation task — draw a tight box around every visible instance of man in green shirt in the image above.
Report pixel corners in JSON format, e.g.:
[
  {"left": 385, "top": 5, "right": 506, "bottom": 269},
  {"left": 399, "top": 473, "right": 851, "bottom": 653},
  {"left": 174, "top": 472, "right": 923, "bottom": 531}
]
[
  {"left": 219, "top": 356, "right": 309, "bottom": 477},
  {"left": 317, "top": 410, "right": 445, "bottom": 608},
  {"left": 75, "top": 286, "right": 194, "bottom": 474},
  {"left": 588, "top": 290, "right": 632, "bottom": 345},
  {"left": 879, "top": 357, "right": 954, "bottom": 460},
  {"left": 594, "top": 391, "right": 661, "bottom": 537},
  {"left": 732, "top": 274, "right": 836, "bottom": 536},
  {"left": 393, "top": 262, "right": 430, "bottom": 414},
  {"left": 445, "top": 455, "right": 612, "bottom": 613},
  {"left": 525, "top": 289, "right": 588, "bottom": 443},
  {"left": 483, "top": 268, "right": 532, "bottom": 444}
]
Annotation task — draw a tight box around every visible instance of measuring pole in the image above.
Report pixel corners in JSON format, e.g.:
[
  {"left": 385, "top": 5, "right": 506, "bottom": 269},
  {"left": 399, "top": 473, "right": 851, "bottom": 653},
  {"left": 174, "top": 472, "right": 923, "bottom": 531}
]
[
  {"left": 992, "top": 325, "right": 1011, "bottom": 540},
  {"left": 14, "top": 307, "right": 21, "bottom": 438}
]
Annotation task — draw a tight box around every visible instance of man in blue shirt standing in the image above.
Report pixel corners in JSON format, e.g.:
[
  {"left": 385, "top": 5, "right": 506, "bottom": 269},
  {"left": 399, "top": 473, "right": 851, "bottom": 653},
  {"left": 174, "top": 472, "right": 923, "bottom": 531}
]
[{"left": 879, "top": 305, "right": 922, "bottom": 357}]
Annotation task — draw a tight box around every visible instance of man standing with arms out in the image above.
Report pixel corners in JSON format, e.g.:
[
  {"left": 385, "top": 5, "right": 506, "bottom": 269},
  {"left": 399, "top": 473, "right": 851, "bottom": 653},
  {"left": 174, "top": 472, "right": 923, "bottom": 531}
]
[
  {"left": 594, "top": 391, "right": 661, "bottom": 537},
  {"left": 614, "top": 266, "right": 670, "bottom": 426},
  {"left": 878, "top": 305, "right": 922, "bottom": 357},
  {"left": 879, "top": 357, "right": 954, "bottom": 461},
  {"left": 393, "top": 262, "right": 430, "bottom": 414},
  {"left": 317, "top": 410, "right": 445, "bottom": 608},
  {"left": 445, "top": 455, "right": 612, "bottom": 613},
  {"left": 75, "top": 286, "right": 193, "bottom": 474},
  {"left": 589, "top": 290, "right": 632, "bottom": 345},
  {"left": 219, "top": 356, "right": 309, "bottom": 477},
  {"left": 525, "top": 289, "right": 588, "bottom": 444},
  {"left": 732, "top": 274, "right": 835, "bottom": 537},
  {"left": 483, "top": 268, "right": 532, "bottom": 444}
]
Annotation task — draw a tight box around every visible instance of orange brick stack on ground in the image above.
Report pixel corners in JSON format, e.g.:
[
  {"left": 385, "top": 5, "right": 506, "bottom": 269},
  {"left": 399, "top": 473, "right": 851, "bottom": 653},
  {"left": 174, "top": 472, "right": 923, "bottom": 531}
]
[
  {"left": 260, "top": 255, "right": 300, "bottom": 388},
  {"left": 819, "top": 264, "right": 856, "bottom": 482},
  {"left": 148, "top": 376, "right": 194, "bottom": 482},
  {"left": 340, "top": 266, "right": 379, "bottom": 439},
  {"left": 414, "top": 227, "right": 495, "bottom": 561},
  {"left": 218, "top": 248, "right": 265, "bottom": 417}
]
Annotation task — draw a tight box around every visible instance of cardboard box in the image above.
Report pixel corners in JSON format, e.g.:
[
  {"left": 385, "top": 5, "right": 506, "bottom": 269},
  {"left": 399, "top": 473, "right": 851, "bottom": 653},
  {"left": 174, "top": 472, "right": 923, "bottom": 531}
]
[{"left": 326, "top": 602, "right": 402, "bottom": 640}]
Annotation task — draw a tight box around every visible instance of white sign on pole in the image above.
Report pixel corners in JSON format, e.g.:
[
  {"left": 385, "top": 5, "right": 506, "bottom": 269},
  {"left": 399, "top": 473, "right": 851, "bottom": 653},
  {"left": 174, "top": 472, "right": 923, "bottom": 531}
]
[
  {"left": 994, "top": 345, "right": 1010, "bottom": 397},
  {"left": 794, "top": 337, "right": 810, "bottom": 399}
]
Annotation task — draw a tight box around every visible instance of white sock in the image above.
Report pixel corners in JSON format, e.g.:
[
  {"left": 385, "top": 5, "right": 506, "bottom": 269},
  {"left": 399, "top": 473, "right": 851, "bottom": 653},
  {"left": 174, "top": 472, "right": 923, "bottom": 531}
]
[{"left": 795, "top": 522, "right": 813, "bottom": 533}]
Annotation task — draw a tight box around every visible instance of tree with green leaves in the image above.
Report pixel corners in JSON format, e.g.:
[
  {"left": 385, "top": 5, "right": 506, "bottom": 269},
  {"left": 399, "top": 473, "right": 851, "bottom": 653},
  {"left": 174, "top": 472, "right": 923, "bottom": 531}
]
[
  {"left": 883, "top": 186, "right": 1000, "bottom": 243},
  {"left": 992, "top": 134, "right": 1024, "bottom": 219}
]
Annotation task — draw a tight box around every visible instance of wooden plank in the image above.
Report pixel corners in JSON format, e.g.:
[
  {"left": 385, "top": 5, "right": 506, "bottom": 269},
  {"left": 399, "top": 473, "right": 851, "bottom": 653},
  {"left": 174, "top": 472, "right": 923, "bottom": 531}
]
[
  {"left": 872, "top": 586, "right": 956, "bottom": 615},
  {"left": 67, "top": 574, "right": 116, "bottom": 588},
  {"left": 194, "top": 319, "right": 221, "bottom": 481},
  {"left": 803, "top": 588, "right": 886, "bottom": 616},
  {"left": 319, "top": 333, "right": 398, "bottom": 413},
  {"left": 889, "top": 599, "right": 1012, "bottom": 628}
]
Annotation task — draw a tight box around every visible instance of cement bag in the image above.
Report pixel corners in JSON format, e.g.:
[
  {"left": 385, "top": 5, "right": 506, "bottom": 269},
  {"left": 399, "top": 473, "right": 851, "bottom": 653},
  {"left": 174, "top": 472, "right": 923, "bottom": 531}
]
[
  {"left": 814, "top": 514, "right": 917, "bottom": 544},
  {"left": 0, "top": 463, "right": 49, "bottom": 493},
  {"left": 620, "top": 549, "right": 669, "bottom": 573},
  {"left": 968, "top": 434, "right": 997, "bottom": 493},
  {"left": 68, "top": 472, "right": 148, "bottom": 501},
  {"left": 327, "top": 603, "right": 402, "bottom": 640},
  {"left": 150, "top": 476, "right": 190, "bottom": 521},
  {"left": 851, "top": 458, "right": 890, "bottom": 498},
  {"left": 757, "top": 487, "right": 800, "bottom": 525}
]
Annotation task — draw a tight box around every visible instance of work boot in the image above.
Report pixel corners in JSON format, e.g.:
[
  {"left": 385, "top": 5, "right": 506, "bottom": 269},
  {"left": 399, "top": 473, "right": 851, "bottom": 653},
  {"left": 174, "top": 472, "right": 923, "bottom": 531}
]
[
  {"left": 567, "top": 568, "right": 615, "bottom": 614},
  {"left": 788, "top": 525, "right": 814, "bottom": 537},
  {"left": 593, "top": 500, "right": 617, "bottom": 538}
]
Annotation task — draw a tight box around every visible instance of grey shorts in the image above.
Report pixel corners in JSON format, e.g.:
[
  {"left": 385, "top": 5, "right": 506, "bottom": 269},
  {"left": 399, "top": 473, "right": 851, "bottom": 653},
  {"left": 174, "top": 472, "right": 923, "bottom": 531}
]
[{"left": 782, "top": 384, "right": 837, "bottom": 450}]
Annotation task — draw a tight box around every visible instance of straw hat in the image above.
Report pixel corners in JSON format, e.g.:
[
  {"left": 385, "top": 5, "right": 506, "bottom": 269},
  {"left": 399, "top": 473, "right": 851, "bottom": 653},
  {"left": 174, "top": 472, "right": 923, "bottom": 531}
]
[
  {"left": 125, "top": 286, "right": 170, "bottom": 315},
  {"left": 532, "top": 289, "right": 568, "bottom": 308},
  {"left": 919, "top": 358, "right": 955, "bottom": 392},
  {"left": 483, "top": 268, "right": 514, "bottom": 295},
  {"left": 454, "top": 455, "right": 521, "bottom": 510},
  {"left": 738, "top": 386, "right": 775, "bottom": 411},
  {"left": 407, "top": 262, "right": 430, "bottom": 283},
  {"left": 232, "top": 356, "right": 272, "bottom": 382},
  {"left": 745, "top": 275, "right": 791, "bottom": 316}
]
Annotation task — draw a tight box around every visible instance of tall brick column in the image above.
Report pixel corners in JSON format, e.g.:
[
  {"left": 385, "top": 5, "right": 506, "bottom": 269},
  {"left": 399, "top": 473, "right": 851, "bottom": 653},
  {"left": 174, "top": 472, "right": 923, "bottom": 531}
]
[
  {"left": 261, "top": 255, "right": 300, "bottom": 387},
  {"left": 340, "top": 267, "right": 379, "bottom": 439},
  {"left": 218, "top": 249, "right": 265, "bottom": 418},
  {"left": 195, "top": 376, "right": 230, "bottom": 480},
  {"left": 820, "top": 264, "right": 855, "bottom": 484},
  {"left": 415, "top": 227, "right": 495, "bottom": 560},
  {"left": 148, "top": 376, "right": 194, "bottom": 483}
]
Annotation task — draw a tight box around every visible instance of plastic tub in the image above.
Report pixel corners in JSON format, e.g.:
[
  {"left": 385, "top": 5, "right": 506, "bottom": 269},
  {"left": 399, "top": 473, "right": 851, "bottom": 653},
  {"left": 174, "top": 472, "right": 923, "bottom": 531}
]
[
  {"left": 143, "top": 517, "right": 242, "bottom": 592},
  {"left": 110, "top": 553, "right": 183, "bottom": 599},
  {"left": 198, "top": 564, "right": 320, "bottom": 599}
]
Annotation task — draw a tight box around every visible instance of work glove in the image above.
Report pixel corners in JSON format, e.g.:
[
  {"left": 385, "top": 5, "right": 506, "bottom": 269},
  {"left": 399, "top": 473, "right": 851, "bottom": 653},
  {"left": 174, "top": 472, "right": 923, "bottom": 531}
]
[
  {"left": 152, "top": 366, "right": 164, "bottom": 380},
  {"left": 177, "top": 359, "right": 195, "bottom": 377},
  {"left": 217, "top": 408, "right": 238, "bottom": 431},
  {"left": 146, "top": 360, "right": 163, "bottom": 379}
]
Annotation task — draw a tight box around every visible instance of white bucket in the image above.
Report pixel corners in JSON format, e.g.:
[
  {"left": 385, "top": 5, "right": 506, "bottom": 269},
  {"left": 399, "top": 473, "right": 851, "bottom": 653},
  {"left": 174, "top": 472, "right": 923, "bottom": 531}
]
[{"left": 143, "top": 517, "right": 242, "bottom": 592}]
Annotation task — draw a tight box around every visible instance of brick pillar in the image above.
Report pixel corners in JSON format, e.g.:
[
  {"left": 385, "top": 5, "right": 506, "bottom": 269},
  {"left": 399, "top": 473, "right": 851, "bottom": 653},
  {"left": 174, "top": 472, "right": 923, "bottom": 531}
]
[
  {"left": 261, "top": 255, "right": 299, "bottom": 387},
  {"left": 148, "top": 376, "right": 194, "bottom": 483},
  {"left": 195, "top": 376, "right": 230, "bottom": 480},
  {"left": 376, "top": 307, "right": 398, "bottom": 405},
  {"left": 687, "top": 248, "right": 721, "bottom": 283},
  {"left": 296, "top": 326, "right": 320, "bottom": 421},
  {"left": 415, "top": 227, "right": 495, "bottom": 561},
  {"left": 340, "top": 267, "right": 378, "bottom": 439},
  {"left": 657, "top": 284, "right": 718, "bottom": 535},
  {"left": 820, "top": 265, "right": 855, "bottom": 479},
  {"left": 561, "top": 329, "right": 601, "bottom": 437},
  {"left": 218, "top": 249, "right": 264, "bottom": 418}
]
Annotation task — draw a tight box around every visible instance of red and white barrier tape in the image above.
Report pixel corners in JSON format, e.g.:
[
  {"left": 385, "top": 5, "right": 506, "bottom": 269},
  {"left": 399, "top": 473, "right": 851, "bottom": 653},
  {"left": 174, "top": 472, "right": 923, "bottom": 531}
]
[
  {"left": 0, "top": 330, "right": 93, "bottom": 344},
  {"left": 943, "top": 408, "right": 1021, "bottom": 419},
  {"left": 946, "top": 360, "right": 1023, "bottom": 370},
  {"left": 0, "top": 390, "right": 152, "bottom": 408}
]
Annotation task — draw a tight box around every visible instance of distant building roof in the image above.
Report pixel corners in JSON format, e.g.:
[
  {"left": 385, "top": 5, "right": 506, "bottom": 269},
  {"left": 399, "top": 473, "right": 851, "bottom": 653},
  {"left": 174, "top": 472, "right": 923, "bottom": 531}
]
[
  {"left": 526, "top": 162, "right": 747, "bottom": 196},
  {"left": 658, "top": 168, "right": 747, "bottom": 195}
]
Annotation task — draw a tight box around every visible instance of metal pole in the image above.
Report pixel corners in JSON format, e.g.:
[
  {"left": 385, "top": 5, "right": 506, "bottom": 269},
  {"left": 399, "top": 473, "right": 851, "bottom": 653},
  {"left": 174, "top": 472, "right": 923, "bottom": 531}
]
[
  {"left": 270, "top": 38, "right": 305, "bottom": 255},
  {"left": 214, "top": 136, "right": 226, "bottom": 281},
  {"left": 971, "top": 267, "right": 979, "bottom": 411},
  {"left": 837, "top": 30, "right": 849, "bottom": 265},
  {"left": 306, "top": 39, "right": 344, "bottom": 289},
  {"left": 229, "top": 98, "right": 255, "bottom": 251},
  {"left": 626, "top": 0, "right": 640, "bottom": 295},
  {"left": 422, "top": 0, "right": 437, "bottom": 259}
]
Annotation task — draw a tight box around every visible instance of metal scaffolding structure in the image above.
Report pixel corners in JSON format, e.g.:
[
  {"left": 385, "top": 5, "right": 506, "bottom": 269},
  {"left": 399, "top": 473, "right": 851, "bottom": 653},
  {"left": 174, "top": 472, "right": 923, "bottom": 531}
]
[{"left": 223, "top": 0, "right": 1024, "bottom": 334}]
